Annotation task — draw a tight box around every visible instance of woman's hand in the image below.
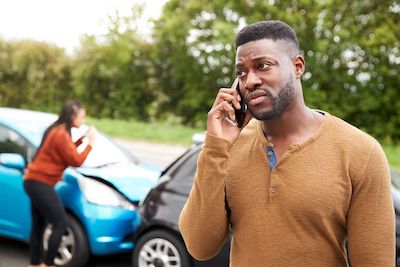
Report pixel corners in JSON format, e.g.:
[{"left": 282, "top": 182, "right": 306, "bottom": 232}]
[{"left": 85, "top": 126, "right": 97, "bottom": 145}]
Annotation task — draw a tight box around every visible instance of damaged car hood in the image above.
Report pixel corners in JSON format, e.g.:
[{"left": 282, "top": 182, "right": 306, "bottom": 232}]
[{"left": 75, "top": 162, "right": 161, "bottom": 202}]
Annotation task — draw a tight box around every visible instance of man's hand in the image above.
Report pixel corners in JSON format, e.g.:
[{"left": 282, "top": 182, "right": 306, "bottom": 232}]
[{"left": 207, "top": 78, "right": 252, "bottom": 143}]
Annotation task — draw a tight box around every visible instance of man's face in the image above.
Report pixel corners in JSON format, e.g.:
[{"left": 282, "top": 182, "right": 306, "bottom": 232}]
[{"left": 235, "top": 39, "right": 296, "bottom": 120}]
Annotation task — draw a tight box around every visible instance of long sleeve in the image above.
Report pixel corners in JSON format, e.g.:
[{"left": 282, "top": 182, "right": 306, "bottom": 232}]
[
  {"left": 179, "top": 134, "right": 232, "bottom": 260},
  {"left": 56, "top": 130, "right": 92, "bottom": 167},
  {"left": 25, "top": 126, "right": 93, "bottom": 185},
  {"left": 347, "top": 141, "right": 395, "bottom": 266},
  {"left": 74, "top": 136, "right": 84, "bottom": 147}
]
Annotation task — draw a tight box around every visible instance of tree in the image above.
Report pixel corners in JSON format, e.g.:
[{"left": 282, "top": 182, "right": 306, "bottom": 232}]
[
  {"left": 0, "top": 39, "right": 73, "bottom": 111},
  {"left": 72, "top": 5, "right": 155, "bottom": 120},
  {"left": 151, "top": 0, "right": 238, "bottom": 126},
  {"left": 151, "top": 0, "right": 400, "bottom": 141}
]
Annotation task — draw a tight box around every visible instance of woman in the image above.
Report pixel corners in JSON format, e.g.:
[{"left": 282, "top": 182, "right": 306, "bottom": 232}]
[{"left": 24, "top": 100, "right": 97, "bottom": 267}]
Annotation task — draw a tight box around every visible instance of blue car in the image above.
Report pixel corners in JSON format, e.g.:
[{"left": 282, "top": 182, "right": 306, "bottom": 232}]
[{"left": 0, "top": 107, "right": 160, "bottom": 267}]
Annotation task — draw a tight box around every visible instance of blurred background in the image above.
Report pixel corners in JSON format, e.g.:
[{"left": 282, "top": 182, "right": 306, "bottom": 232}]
[
  {"left": 0, "top": 0, "right": 399, "bottom": 161},
  {"left": 1, "top": 1, "right": 400, "bottom": 266}
]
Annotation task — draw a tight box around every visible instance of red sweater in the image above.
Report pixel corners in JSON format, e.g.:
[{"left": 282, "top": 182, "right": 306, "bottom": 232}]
[{"left": 24, "top": 125, "right": 92, "bottom": 186}]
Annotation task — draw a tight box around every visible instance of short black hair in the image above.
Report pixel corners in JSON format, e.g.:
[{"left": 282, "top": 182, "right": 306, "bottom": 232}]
[{"left": 235, "top": 20, "right": 300, "bottom": 53}]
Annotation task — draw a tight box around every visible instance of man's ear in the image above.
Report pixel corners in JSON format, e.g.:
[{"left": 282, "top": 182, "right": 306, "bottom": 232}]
[{"left": 293, "top": 55, "right": 305, "bottom": 79}]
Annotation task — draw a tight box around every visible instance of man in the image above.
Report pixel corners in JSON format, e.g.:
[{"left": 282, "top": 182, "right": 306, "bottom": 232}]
[{"left": 179, "top": 20, "right": 395, "bottom": 266}]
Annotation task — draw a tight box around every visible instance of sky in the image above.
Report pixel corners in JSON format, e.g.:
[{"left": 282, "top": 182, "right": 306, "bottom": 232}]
[{"left": 0, "top": 0, "right": 167, "bottom": 54}]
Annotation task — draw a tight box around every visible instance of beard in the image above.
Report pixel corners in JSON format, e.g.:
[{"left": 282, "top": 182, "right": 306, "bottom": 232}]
[{"left": 250, "top": 79, "right": 295, "bottom": 121}]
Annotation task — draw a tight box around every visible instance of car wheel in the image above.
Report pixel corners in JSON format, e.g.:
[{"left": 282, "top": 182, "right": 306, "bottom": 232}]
[
  {"left": 42, "top": 214, "right": 89, "bottom": 267},
  {"left": 133, "top": 229, "right": 191, "bottom": 267}
]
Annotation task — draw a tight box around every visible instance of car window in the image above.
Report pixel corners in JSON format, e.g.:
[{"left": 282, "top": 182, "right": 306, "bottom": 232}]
[
  {"left": 0, "top": 124, "right": 35, "bottom": 162},
  {"left": 390, "top": 169, "right": 400, "bottom": 210},
  {"left": 167, "top": 149, "right": 201, "bottom": 195},
  {"left": 391, "top": 169, "right": 400, "bottom": 190}
]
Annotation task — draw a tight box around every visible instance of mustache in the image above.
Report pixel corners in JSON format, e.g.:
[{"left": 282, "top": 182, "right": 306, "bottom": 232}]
[{"left": 245, "top": 88, "right": 274, "bottom": 102}]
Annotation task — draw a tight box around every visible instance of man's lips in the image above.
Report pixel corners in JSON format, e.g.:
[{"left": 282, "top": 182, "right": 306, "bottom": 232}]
[{"left": 246, "top": 90, "right": 269, "bottom": 106}]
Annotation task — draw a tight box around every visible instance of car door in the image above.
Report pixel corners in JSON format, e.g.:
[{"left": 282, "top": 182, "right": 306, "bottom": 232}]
[
  {"left": 0, "top": 124, "right": 35, "bottom": 241},
  {"left": 164, "top": 147, "right": 231, "bottom": 267}
]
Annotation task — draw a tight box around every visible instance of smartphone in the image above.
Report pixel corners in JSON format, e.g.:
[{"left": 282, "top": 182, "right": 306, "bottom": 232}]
[{"left": 234, "top": 80, "right": 247, "bottom": 128}]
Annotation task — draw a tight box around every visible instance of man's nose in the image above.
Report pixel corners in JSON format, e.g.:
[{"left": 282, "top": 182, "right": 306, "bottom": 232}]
[{"left": 245, "top": 71, "right": 262, "bottom": 91}]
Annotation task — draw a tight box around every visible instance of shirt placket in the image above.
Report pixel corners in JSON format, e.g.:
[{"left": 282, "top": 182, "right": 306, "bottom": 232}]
[{"left": 266, "top": 145, "right": 278, "bottom": 204}]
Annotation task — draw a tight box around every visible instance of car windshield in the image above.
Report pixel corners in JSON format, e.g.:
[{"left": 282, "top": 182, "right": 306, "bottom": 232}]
[{"left": 71, "top": 126, "right": 137, "bottom": 168}]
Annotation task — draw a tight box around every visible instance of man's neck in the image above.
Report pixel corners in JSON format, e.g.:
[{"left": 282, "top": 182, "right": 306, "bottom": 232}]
[{"left": 261, "top": 107, "right": 323, "bottom": 144}]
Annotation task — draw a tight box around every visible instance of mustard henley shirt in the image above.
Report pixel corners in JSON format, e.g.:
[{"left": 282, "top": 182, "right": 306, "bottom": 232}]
[{"left": 179, "top": 112, "right": 395, "bottom": 267}]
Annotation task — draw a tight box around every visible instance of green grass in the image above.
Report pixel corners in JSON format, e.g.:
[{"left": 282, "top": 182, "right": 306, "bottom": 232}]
[
  {"left": 86, "top": 117, "right": 205, "bottom": 146},
  {"left": 383, "top": 145, "right": 400, "bottom": 171},
  {"left": 87, "top": 117, "right": 400, "bottom": 169}
]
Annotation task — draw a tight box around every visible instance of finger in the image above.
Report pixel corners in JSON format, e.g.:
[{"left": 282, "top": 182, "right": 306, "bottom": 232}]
[
  {"left": 217, "top": 89, "right": 241, "bottom": 106},
  {"left": 213, "top": 92, "right": 241, "bottom": 110},
  {"left": 215, "top": 101, "right": 235, "bottom": 121},
  {"left": 222, "top": 101, "right": 236, "bottom": 122},
  {"left": 230, "top": 77, "right": 241, "bottom": 101},
  {"left": 209, "top": 101, "right": 236, "bottom": 121}
]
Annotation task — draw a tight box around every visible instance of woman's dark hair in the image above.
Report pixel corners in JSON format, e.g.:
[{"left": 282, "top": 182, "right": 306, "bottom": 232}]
[
  {"left": 32, "top": 100, "right": 84, "bottom": 161},
  {"left": 53, "top": 100, "right": 84, "bottom": 135}
]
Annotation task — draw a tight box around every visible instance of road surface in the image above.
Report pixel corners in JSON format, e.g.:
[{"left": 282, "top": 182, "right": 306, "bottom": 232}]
[{"left": 115, "top": 138, "right": 188, "bottom": 170}]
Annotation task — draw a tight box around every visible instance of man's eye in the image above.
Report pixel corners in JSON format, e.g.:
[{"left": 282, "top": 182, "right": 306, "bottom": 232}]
[
  {"left": 236, "top": 70, "right": 246, "bottom": 78},
  {"left": 259, "top": 63, "right": 271, "bottom": 70}
]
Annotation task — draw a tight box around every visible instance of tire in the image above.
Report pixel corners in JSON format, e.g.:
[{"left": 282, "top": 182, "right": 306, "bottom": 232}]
[
  {"left": 132, "top": 229, "right": 191, "bottom": 267},
  {"left": 42, "top": 214, "right": 90, "bottom": 267}
]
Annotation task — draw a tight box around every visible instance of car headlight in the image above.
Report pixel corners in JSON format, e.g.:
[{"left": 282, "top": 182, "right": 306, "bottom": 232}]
[{"left": 78, "top": 177, "right": 135, "bottom": 211}]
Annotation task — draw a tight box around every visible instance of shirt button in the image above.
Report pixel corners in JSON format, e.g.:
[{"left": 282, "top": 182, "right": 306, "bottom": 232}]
[
  {"left": 267, "top": 150, "right": 274, "bottom": 157},
  {"left": 271, "top": 185, "right": 277, "bottom": 193}
]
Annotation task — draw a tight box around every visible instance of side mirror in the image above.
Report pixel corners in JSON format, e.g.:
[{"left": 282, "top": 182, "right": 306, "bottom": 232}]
[{"left": 0, "top": 153, "right": 26, "bottom": 170}]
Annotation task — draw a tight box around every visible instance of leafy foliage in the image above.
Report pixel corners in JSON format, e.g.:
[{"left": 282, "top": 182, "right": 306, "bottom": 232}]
[
  {"left": 72, "top": 5, "right": 155, "bottom": 120},
  {"left": 150, "top": 0, "right": 400, "bottom": 141},
  {"left": 0, "top": 39, "right": 73, "bottom": 112},
  {"left": 0, "top": 0, "right": 399, "bottom": 142}
]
